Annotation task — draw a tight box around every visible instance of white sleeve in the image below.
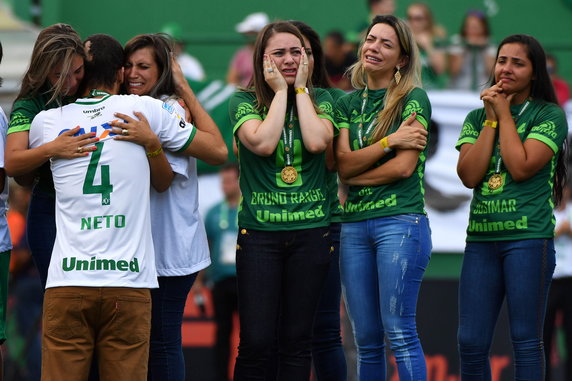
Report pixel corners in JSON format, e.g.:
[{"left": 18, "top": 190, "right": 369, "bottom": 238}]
[
  {"left": 29, "top": 111, "right": 47, "bottom": 149},
  {"left": 140, "top": 96, "right": 196, "bottom": 153}
]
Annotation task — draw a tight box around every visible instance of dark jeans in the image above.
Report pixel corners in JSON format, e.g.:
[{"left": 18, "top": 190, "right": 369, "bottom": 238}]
[
  {"left": 544, "top": 276, "right": 572, "bottom": 381},
  {"left": 148, "top": 273, "right": 198, "bottom": 381},
  {"left": 26, "top": 188, "right": 56, "bottom": 290},
  {"left": 458, "top": 239, "right": 555, "bottom": 381},
  {"left": 212, "top": 276, "right": 238, "bottom": 381},
  {"left": 312, "top": 223, "right": 347, "bottom": 381},
  {"left": 233, "top": 226, "right": 332, "bottom": 381}
]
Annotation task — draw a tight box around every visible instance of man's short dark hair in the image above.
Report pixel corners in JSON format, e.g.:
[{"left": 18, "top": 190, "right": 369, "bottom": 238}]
[{"left": 83, "top": 34, "right": 124, "bottom": 89}]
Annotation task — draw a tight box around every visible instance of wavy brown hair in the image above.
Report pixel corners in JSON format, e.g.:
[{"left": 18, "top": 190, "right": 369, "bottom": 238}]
[
  {"left": 16, "top": 23, "right": 85, "bottom": 104},
  {"left": 349, "top": 15, "right": 421, "bottom": 142},
  {"left": 249, "top": 21, "right": 315, "bottom": 111}
]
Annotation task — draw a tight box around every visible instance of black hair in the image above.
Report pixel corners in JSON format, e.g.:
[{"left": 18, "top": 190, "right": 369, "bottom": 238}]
[
  {"left": 493, "top": 34, "right": 565, "bottom": 204},
  {"left": 83, "top": 34, "right": 124, "bottom": 90},
  {"left": 289, "top": 20, "right": 332, "bottom": 88}
]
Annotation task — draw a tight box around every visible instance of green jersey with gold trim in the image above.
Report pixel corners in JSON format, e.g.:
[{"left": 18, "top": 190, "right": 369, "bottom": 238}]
[
  {"left": 229, "top": 89, "right": 335, "bottom": 230},
  {"left": 29, "top": 94, "right": 195, "bottom": 289},
  {"left": 335, "top": 87, "right": 431, "bottom": 222},
  {"left": 456, "top": 99, "right": 568, "bottom": 241}
]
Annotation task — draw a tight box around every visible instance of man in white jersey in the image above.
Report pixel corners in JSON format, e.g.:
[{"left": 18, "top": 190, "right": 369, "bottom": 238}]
[{"left": 29, "top": 34, "right": 226, "bottom": 381}]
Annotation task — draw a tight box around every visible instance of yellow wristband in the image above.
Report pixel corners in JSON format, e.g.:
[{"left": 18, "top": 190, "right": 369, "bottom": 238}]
[
  {"left": 379, "top": 137, "right": 392, "bottom": 153},
  {"left": 295, "top": 87, "right": 309, "bottom": 95},
  {"left": 146, "top": 146, "right": 163, "bottom": 158},
  {"left": 483, "top": 120, "right": 498, "bottom": 129}
]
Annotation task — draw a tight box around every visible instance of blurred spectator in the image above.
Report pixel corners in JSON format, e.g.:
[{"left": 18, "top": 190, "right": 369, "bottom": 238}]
[
  {"left": 5, "top": 183, "right": 42, "bottom": 381},
  {"left": 547, "top": 54, "right": 570, "bottom": 107},
  {"left": 544, "top": 184, "right": 572, "bottom": 381},
  {"left": 348, "top": 0, "right": 396, "bottom": 46},
  {"left": 226, "top": 12, "right": 269, "bottom": 87},
  {"left": 203, "top": 164, "right": 240, "bottom": 381},
  {"left": 406, "top": 3, "right": 448, "bottom": 89},
  {"left": 323, "top": 31, "right": 356, "bottom": 91},
  {"left": 162, "top": 22, "right": 206, "bottom": 81},
  {"left": 448, "top": 9, "right": 496, "bottom": 91}
]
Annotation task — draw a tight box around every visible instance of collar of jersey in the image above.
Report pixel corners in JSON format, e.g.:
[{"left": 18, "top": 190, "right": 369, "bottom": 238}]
[{"left": 75, "top": 94, "right": 113, "bottom": 105}]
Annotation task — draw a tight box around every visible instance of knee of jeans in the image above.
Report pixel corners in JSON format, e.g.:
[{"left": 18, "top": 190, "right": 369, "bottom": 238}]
[
  {"left": 385, "top": 329, "right": 420, "bottom": 353},
  {"left": 512, "top": 338, "right": 544, "bottom": 359}
]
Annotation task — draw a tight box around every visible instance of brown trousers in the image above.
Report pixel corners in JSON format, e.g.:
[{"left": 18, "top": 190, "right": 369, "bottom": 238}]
[{"left": 42, "top": 286, "right": 151, "bottom": 381}]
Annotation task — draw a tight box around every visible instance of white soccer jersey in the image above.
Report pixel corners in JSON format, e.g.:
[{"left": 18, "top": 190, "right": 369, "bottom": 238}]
[
  {"left": 29, "top": 94, "right": 195, "bottom": 289},
  {"left": 151, "top": 98, "right": 210, "bottom": 276}
]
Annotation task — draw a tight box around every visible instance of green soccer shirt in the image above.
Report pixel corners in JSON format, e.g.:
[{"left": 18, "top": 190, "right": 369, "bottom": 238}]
[
  {"left": 335, "top": 87, "right": 432, "bottom": 222},
  {"left": 456, "top": 99, "right": 568, "bottom": 241},
  {"left": 229, "top": 88, "right": 335, "bottom": 231}
]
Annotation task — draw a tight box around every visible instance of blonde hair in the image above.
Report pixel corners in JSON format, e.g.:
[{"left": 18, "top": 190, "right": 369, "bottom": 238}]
[
  {"left": 17, "top": 23, "right": 85, "bottom": 104},
  {"left": 348, "top": 15, "right": 421, "bottom": 143}
]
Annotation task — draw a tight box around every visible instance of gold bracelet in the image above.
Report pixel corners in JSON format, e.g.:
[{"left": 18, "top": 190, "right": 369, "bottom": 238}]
[
  {"left": 379, "top": 137, "right": 392, "bottom": 153},
  {"left": 294, "top": 87, "right": 309, "bottom": 95},
  {"left": 146, "top": 146, "right": 163, "bottom": 158},
  {"left": 483, "top": 120, "right": 498, "bottom": 129}
]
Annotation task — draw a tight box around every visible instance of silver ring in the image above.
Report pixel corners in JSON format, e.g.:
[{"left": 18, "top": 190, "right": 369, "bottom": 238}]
[
  {"left": 122, "top": 129, "right": 129, "bottom": 136},
  {"left": 77, "top": 146, "right": 82, "bottom": 153},
  {"left": 267, "top": 68, "right": 274, "bottom": 73},
  {"left": 303, "top": 62, "right": 308, "bottom": 65}
]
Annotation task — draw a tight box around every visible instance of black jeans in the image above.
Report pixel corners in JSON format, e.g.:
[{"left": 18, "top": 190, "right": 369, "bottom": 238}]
[
  {"left": 233, "top": 226, "right": 332, "bottom": 381},
  {"left": 212, "top": 276, "right": 238, "bottom": 381}
]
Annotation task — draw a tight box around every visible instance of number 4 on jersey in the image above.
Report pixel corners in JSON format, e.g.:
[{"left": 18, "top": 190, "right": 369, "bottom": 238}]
[{"left": 83, "top": 142, "right": 113, "bottom": 205}]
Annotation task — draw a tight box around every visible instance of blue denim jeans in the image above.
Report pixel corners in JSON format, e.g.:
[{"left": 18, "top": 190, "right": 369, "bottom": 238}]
[
  {"left": 458, "top": 239, "right": 555, "bottom": 381},
  {"left": 26, "top": 188, "right": 56, "bottom": 290},
  {"left": 312, "top": 223, "right": 347, "bottom": 381},
  {"left": 340, "top": 214, "right": 431, "bottom": 381},
  {"left": 148, "top": 273, "right": 198, "bottom": 381},
  {"left": 233, "top": 226, "right": 332, "bottom": 381}
]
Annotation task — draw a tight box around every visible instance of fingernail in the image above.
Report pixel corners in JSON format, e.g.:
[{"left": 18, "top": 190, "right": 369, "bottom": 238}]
[{"left": 95, "top": 137, "right": 100, "bottom": 141}]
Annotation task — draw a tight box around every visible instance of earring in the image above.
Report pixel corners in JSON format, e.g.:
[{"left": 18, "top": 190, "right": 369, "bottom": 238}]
[{"left": 394, "top": 66, "right": 401, "bottom": 85}]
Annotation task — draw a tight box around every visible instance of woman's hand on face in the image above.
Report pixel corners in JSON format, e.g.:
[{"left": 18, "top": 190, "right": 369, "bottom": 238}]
[
  {"left": 110, "top": 111, "right": 160, "bottom": 151},
  {"left": 294, "top": 47, "right": 309, "bottom": 88},
  {"left": 51, "top": 126, "right": 99, "bottom": 159},
  {"left": 263, "top": 55, "right": 287, "bottom": 93},
  {"left": 387, "top": 113, "right": 428, "bottom": 150},
  {"left": 171, "top": 53, "right": 189, "bottom": 92}
]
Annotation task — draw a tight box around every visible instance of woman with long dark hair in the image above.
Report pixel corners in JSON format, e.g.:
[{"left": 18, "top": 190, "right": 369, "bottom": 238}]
[
  {"left": 228, "top": 21, "right": 334, "bottom": 380},
  {"left": 456, "top": 34, "right": 568, "bottom": 379}
]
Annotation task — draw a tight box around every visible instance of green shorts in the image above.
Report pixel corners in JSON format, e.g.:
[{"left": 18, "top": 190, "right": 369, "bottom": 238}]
[{"left": 0, "top": 250, "right": 10, "bottom": 344}]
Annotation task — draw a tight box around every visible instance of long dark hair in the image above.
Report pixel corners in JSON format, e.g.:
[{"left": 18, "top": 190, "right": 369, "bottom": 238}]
[
  {"left": 493, "top": 34, "right": 566, "bottom": 204},
  {"left": 288, "top": 20, "right": 332, "bottom": 89},
  {"left": 250, "top": 21, "right": 314, "bottom": 111},
  {"left": 123, "top": 33, "right": 176, "bottom": 98}
]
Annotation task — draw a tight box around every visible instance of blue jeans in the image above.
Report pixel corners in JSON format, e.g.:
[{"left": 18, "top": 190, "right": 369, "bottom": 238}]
[
  {"left": 458, "top": 239, "right": 555, "bottom": 381},
  {"left": 26, "top": 188, "right": 56, "bottom": 290},
  {"left": 340, "top": 214, "right": 431, "bottom": 381},
  {"left": 312, "top": 223, "right": 347, "bottom": 381},
  {"left": 148, "top": 273, "right": 198, "bottom": 381},
  {"left": 233, "top": 226, "right": 332, "bottom": 381}
]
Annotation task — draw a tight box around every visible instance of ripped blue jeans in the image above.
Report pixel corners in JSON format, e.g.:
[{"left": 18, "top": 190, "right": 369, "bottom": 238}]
[{"left": 340, "top": 214, "right": 432, "bottom": 381}]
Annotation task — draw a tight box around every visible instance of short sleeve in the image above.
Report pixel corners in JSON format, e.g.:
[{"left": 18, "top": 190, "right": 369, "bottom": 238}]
[
  {"left": 314, "top": 89, "right": 335, "bottom": 125},
  {"left": 8, "top": 98, "right": 40, "bottom": 135},
  {"left": 140, "top": 95, "right": 196, "bottom": 153},
  {"left": 526, "top": 103, "right": 568, "bottom": 154},
  {"left": 228, "top": 91, "right": 263, "bottom": 135},
  {"left": 456, "top": 109, "right": 484, "bottom": 151},
  {"left": 28, "top": 111, "right": 47, "bottom": 149},
  {"left": 402, "top": 88, "right": 431, "bottom": 129}
]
